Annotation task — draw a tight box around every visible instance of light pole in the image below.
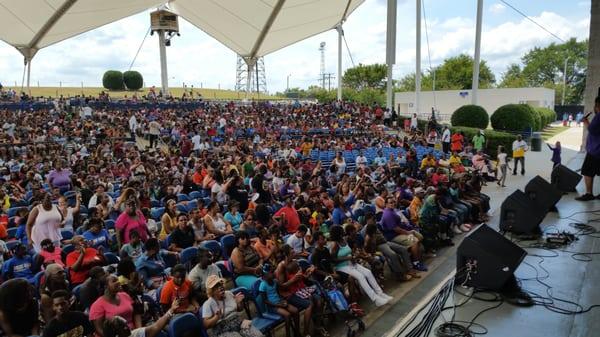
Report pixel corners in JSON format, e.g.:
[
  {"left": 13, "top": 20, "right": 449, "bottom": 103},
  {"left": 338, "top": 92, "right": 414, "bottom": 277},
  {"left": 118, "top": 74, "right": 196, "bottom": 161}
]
[
  {"left": 286, "top": 74, "right": 291, "bottom": 91},
  {"left": 562, "top": 56, "right": 570, "bottom": 106}
]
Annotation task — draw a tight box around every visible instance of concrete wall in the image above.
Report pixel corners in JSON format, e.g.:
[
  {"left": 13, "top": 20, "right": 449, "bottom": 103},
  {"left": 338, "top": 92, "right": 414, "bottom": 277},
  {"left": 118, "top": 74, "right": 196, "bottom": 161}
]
[{"left": 395, "top": 87, "right": 555, "bottom": 121}]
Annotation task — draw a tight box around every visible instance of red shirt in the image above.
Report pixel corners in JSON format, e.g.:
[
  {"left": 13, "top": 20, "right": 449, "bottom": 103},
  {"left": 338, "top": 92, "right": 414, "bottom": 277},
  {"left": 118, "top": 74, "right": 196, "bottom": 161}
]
[
  {"left": 66, "top": 247, "right": 103, "bottom": 284},
  {"left": 274, "top": 206, "right": 301, "bottom": 234}
]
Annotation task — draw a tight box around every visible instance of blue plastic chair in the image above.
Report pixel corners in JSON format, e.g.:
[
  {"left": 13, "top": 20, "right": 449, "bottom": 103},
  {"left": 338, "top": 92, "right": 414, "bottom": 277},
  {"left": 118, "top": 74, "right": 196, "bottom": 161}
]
[
  {"left": 180, "top": 247, "right": 198, "bottom": 266},
  {"left": 104, "top": 252, "right": 120, "bottom": 265},
  {"left": 233, "top": 286, "right": 282, "bottom": 336},
  {"left": 60, "top": 229, "right": 74, "bottom": 240},
  {"left": 176, "top": 203, "right": 188, "bottom": 214},
  {"left": 151, "top": 207, "right": 165, "bottom": 220},
  {"left": 177, "top": 194, "right": 190, "bottom": 202},
  {"left": 6, "top": 227, "right": 17, "bottom": 239},
  {"left": 168, "top": 313, "right": 206, "bottom": 337},
  {"left": 6, "top": 240, "right": 21, "bottom": 251},
  {"left": 7, "top": 207, "right": 26, "bottom": 218},
  {"left": 189, "top": 191, "right": 203, "bottom": 200},
  {"left": 198, "top": 240, "right": 222, "bottom": 259},
  {"left": 105, "top": 219, "right": 115, "bottom": 230},
  {"left": 297, "top": 258, "right": 311, "bottom": 271},
  {"left": 220, "top": 234, "right": 235, "bottom": 260}
]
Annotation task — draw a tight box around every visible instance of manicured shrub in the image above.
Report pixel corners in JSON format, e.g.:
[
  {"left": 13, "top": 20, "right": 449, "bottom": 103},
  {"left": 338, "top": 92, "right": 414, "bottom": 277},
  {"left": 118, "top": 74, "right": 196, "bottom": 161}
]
[
  {"left": 102, "top": 70, "right": 124, "bottom": 90},
  {"left": 530, "top": 107, "right": 542, "bottom": 131},
  {"left": 123, "top": 71, "right": 144, "bottom": 90},
  {"left": 451, "top": 105, "right": 489, "bottom": 129},
  {"left": 535, "top": 107, "right": 557, "bottom": 127},
  {"left": 491, "top": 104, "right": 535, "bottom": 132},
  {"left": 450, "top": 126, "right": 517, "bottom": 157}
]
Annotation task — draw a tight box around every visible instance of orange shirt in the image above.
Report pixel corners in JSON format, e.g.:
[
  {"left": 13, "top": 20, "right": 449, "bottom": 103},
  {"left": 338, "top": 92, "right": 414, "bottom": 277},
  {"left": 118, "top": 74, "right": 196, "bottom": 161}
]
[
  {"left": 408, "top": 196, "right": 423, "bottom": 224},
  {"left": 160, "top": 278, "right": 193, "bottom": 313}
]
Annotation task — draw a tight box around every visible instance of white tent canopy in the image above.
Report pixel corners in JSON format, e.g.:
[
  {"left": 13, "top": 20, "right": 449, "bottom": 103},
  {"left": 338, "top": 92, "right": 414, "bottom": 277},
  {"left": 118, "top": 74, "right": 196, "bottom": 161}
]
[
  {"left": 0, "top": 0, "right": 163, "bottom": 59},
  {"left": 0, "top": 0, "right": 363, "bottom": 60},
  {"left": 170, "top": 0, "right": 364, "bottom": 60}
]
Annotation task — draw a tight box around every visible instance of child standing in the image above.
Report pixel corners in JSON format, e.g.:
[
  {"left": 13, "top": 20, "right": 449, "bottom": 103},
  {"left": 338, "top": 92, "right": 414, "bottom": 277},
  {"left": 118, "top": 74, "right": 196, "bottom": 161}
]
[
  {"left": 547, "top": 141, "right": 562, "bottom": 168},
  {"left": 259, "top": 263, "right": 300, "bottom": 337},
  {"left": 496, "top": 146, "right": 510, "bottom": 187}
]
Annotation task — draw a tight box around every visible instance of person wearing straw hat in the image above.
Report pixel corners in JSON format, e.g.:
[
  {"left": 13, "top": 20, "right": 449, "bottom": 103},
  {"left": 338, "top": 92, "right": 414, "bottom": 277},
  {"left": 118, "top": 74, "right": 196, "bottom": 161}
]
[{"left": 202, "top": 274, "right": 263, "bottom": 337}]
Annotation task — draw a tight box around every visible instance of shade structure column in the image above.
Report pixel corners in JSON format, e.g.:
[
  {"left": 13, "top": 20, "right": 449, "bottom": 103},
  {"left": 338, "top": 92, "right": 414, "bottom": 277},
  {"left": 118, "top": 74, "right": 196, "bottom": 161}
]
[
  {"left": 472, "top": 0, "right": 483, "bottom": 105},
  {"left": 416, "top": 0, "right": 421, "bottom": 116},
  {"left": 158, "top": 30, "right": 169, "bottom": 96},
  {"left": 385, "top": 0, "right": 397, "bottom": 111},
  {"left": 337, "top": 25, "right": 343, "bottom": 101}
]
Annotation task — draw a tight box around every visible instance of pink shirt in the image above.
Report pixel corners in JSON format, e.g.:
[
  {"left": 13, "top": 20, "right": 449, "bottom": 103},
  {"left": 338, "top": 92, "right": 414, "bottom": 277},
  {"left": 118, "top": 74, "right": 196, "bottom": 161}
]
[
  {"left": 39, "top": 248, "right": 64, "bottom": 267},
  {"left": 89, "top": 292, "right": 135, "bottom": 328},
  {"left": 115, "top": 210, "right": 148, "bottom": 243}
]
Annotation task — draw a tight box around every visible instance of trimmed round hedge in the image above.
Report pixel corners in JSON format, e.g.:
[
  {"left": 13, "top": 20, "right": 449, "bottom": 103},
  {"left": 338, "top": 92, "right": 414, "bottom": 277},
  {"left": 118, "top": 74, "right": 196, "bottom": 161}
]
[
  {"left": 530, "top": 107, "right": 542, "bottom": 131},
  {"left": 491, "top": 104, "right": 536, "bottom": 132},
  {"left": 451, "top": 105, "right": 489, "bottom": 129},
  {"left": 123, "top": 71, "right": 144, "bottom": 90},
  {"left": 535, "top": 107, "right": 557, "bottom": 127},
  {"left": 451, "top": 126, "right": 516, "bottom": 157},
  {"left": 102, "top": 70, "right": 124, "bottom": 90}
]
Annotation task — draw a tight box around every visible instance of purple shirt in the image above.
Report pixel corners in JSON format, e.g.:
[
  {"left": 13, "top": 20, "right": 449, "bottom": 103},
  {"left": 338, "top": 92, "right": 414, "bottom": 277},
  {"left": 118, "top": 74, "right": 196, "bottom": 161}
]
[
  {"left": 586, "top": 112, "right": 600, "bottom": 157},
  {"left": 380, "top": 208, "right": 402, "bottom": 241},
  {"left": 47, "top": 169, "right": 72, "bottom": 187}
]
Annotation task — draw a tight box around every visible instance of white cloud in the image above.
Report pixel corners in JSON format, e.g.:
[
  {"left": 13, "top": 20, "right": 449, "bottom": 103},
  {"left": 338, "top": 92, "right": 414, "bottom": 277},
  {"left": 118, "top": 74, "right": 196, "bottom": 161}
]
[
  {"left": 489, "top": 3, "right": 506, "bottom": 14},
  {"left": 0, "top": 0, "right": 591, "bottom": 93}
]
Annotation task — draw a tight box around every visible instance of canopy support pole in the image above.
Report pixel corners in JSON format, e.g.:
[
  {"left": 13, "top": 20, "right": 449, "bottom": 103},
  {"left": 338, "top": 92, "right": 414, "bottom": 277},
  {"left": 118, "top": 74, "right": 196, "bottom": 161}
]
[
  {"left": 245, "top": 58, "right": 256, "bottom": 98},
  {"left": 416, "top": 0, "right": 421, "bottom": 116},
  {"left": 337, "top": 25, "right": 343, "bottom": 101},
  {"left": 472, "top": 0, "right": 483, "bottom": 105},
  {"left": 158, "top": 30, "right": 169, "bottom": 96},
  {"left": 385, "top": 0, "right": 397, "bottom": 111},
  {"left": 26, "top": 57, "right": 32, "bottom": 94}
]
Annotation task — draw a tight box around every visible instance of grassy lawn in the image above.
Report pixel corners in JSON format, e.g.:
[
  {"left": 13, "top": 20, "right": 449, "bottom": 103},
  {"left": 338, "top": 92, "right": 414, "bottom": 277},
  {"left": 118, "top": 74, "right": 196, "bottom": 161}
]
[
  {"left": 541, "top": 125, "right": 569, "bottom": 141},
  {"left": 5, "top": 86, "right": 283, "bottom": 100}
]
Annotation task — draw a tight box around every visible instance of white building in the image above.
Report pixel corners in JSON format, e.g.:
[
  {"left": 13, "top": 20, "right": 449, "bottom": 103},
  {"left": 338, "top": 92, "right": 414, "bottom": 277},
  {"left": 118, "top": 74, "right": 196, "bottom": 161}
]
[{"left": 395, "top": 87, "right": 555, "bottom": 122}]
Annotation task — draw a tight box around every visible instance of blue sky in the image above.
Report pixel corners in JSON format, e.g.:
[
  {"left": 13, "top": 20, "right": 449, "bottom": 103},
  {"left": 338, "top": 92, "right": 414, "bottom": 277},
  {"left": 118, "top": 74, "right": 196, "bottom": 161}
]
[{"left": 0, "top": 0, "right": 592, "bottom": 93}]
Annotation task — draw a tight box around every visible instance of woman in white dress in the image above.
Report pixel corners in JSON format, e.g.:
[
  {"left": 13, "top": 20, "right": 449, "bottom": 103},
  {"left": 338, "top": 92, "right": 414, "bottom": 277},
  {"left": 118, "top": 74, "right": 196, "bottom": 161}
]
[
  {"left": 333, "top": 152, "right": 346, "bottom": 176},
  {"left": 27, "top": 193, "right": 64, "bottom": 252},
  {"left": 57, "top": 193, "right": 81, "bottom": 233}
]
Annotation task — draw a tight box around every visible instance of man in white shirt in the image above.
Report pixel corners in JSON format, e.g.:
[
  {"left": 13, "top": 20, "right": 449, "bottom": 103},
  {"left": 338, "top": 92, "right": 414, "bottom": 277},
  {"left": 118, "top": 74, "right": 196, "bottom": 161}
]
[
  {"left": 87, "top": 184, "right": 114, "bottom": 209},
  {"left": 512, "top": 135, "right": 528, "bottom": 175},
  {"left": 441, "top": 126, "right": 451, "bottom": 153},
  {"left": 286, "top": 225, "right": 309, "bottom": 257},
  {"left": 191, "top": 133, "right": 202, "bottom": 154},
  {"left": 355, "top": 151, "right": 368, "bottom": 168}
]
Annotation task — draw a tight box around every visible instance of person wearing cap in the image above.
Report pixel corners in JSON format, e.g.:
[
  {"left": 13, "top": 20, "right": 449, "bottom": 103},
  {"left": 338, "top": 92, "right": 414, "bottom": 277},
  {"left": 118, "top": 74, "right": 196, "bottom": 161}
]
[
  {"left": 88, "top": 184, "right": 114, "bottom": 209},
  {"left": 39, "top": 263, "right": 70, "bottom": 322},
  {"left": 511, "top": 134, "right": 528, "bottom": 176},
  {"left": 202, "top": 274, "right": 263, "bottom": 337},
  {"left": 1, "top": 242, "right": 39, "bottom": 282},
  {"left": 576, "top": 95, "right": 600, "bottom": 201}
]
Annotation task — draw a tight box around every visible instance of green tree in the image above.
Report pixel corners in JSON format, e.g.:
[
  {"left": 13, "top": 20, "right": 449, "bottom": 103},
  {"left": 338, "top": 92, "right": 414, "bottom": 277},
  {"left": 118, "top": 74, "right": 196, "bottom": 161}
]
[
  {"left": 395, "top": 54, "right": 495, "bottom": 91},
  {"left": 498, "top": 64, "right": 527, "bottom": 88},
  {"left": 519, "top": 38, "right": 588, "bottom": 104},
  {"left": 342, "top": 63, "right": 387, "bottom": 90}
]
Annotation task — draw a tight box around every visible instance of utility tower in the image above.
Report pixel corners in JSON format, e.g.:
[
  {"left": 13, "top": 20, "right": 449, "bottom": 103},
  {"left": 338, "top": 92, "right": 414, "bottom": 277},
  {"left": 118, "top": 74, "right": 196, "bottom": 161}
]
[
  {"left": 235, "top": 55, "right": 267, "bottom": 93},
  {"left": 319, "top": 42, "right": 326, "bottom": 89}
]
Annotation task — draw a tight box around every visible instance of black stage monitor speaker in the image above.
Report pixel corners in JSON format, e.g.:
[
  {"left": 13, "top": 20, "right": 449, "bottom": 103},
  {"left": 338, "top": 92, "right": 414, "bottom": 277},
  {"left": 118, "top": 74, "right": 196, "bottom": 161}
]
[
  {"left": 499, "top": 189, "right": 546, "bottom": 234},
  {"left": 551, "top": 164, "right": 582, "bottom": 192},
  {"left": 525, "top": 175, "right": 562, "bottom": 212},
  {"left": 456, "top": 224, "right": 527, "bottom": 290}
]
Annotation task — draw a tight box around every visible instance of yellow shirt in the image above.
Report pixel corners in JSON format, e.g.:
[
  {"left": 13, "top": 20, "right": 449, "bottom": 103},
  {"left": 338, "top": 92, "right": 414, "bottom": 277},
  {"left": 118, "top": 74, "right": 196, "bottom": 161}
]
[
  {"left": 420, "top": 158, "right": 436, "bottom": 169},
  {"left": 448, "top": 155, "right": 462, "bottom": 166}
]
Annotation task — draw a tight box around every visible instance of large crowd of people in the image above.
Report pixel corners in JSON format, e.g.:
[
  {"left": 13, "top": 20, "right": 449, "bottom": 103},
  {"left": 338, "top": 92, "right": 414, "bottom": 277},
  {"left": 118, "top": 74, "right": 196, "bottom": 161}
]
[{"left": 0, "top": 92, "right": 493, "bottom": 337}]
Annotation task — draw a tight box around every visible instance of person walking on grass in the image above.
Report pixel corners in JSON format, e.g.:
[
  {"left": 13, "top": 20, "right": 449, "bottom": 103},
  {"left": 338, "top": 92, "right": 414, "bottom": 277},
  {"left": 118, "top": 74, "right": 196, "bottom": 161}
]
[{"left": 512, "top": 135, "right": 528, "bottom": 175}]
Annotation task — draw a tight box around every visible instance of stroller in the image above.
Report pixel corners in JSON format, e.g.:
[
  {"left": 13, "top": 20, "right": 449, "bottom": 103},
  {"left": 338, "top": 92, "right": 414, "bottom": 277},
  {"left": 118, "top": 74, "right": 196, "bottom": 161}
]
[{"left": 313, "top": 275, "right": 366, "bottom": 337}]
